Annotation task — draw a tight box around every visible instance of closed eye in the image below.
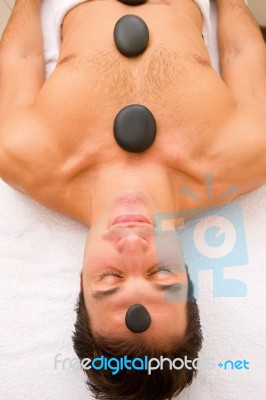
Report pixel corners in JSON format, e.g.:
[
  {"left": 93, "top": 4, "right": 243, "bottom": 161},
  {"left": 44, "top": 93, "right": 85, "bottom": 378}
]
[
  {"left": 100, "top": 270, "right": 123, "bottom": 279},
  {"left": 99, "top": 266, "right": 175, "bottom": 280},
  {"left": 149, "top": 266, "right": 173, "bottom": 275}
]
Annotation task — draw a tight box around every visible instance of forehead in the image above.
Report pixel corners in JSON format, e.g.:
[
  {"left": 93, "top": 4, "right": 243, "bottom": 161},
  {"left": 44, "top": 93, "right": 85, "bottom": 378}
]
[{"left": 88, "top": 296, "right": 188, "bottom": 338}]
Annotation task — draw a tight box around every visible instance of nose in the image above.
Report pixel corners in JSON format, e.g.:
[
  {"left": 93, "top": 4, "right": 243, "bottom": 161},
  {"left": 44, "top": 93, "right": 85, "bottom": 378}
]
[{"left": 116, "top": 233, "right": 148, "bottom": 252}]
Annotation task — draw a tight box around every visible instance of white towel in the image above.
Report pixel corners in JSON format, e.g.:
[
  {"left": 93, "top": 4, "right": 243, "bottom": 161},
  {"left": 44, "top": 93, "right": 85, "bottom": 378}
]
[
  {"left": 41, "top": 0, "right": 87, "bottom": 77},
  {"left": 0, "top": 1, "right": 265, "bottom": 400}
]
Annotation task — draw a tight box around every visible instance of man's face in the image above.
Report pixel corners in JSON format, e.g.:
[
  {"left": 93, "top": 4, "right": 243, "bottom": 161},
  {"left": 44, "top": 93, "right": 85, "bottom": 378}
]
[{"left": 81, "top": 191, "right": 188, "bottom": 344}]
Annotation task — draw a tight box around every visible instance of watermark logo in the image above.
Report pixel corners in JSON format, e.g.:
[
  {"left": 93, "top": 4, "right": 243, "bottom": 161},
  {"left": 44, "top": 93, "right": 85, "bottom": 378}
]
[
  {"left": 54, "top": 354, "right": 201, "bottom": 375},
  {"left": 153, "top": 174, "right": 249, "bottom": 300},
  {"left": 217, "top": 359, "right": 250, "bottom": 370},
  {"left": 54, "top": 354, "right": 250, "bottom": 375}
]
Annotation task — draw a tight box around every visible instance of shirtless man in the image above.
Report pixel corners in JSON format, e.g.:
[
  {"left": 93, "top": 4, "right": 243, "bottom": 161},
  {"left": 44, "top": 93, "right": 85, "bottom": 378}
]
[{"left": 0, "top": 1, "right": 265, "bottom": 399}]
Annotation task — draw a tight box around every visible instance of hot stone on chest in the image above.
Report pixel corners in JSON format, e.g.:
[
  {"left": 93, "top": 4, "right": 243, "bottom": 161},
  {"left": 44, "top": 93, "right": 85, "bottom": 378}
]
[
  {"left": 114, "top": 15, "right": 149, "bottom": 57},
  {"left": 113, "top": 8, "right": 156, "bottom": 152},
  {"left": 118, "top": 0, "right": 147, "bottom": 4},
  {"left": 114, "top": 105, "right": 157, "bottom": 153}
]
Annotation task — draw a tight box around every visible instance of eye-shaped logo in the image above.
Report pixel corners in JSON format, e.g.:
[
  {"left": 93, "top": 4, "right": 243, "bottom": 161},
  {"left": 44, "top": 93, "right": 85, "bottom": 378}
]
[{"left": 193, "top": 215, "right": 237, "bottom": 259}]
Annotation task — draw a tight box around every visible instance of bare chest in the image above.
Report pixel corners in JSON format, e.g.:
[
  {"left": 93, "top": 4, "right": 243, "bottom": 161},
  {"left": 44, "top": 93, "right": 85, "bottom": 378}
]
[{"left": 34, "top": 56, "right": 234, "bottom": 176}]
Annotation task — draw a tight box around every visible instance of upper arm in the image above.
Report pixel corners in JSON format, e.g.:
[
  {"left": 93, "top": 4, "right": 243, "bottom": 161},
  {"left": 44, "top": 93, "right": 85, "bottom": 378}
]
[
  {"left": 216, "top": 0, "right": 266, "bottom": 106},
  {"left": 0, "top": 109, "right": 35, "bottom": 193},
  {"left": 231, "top": 106, "right": 266, "bottom": 188},
  {"left": 0, "top": 0, "right": 45, "bottom": 120},
  {"left": 0, "top": 108, "right": 52, "bottom": 195},
  {"left": 0, "top": 51, "right": 45, "bottom": 121},
  {"left": 209, "top": 105, "right": 266, "bottom": 199},
  {"left": 220, "top": 43, "right": 266, "bottom": 106}
]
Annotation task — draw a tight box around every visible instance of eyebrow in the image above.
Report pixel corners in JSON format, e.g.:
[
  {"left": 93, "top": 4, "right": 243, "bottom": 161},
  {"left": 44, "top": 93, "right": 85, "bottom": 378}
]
[{"left": 91, "top": 283, "right": 183, "bottom": 300}]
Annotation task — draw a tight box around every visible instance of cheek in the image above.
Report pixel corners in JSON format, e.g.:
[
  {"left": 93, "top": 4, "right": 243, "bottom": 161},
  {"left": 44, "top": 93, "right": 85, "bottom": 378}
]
[
  {"left": 84, "top": 240, "right": 115, "bottom": 268},
  {"left": 154, "top": 234, "right": 184, "bottom": 266},
  {"left": 82, "top": 245, "right": 120, "bottom": 289},
  {"left": 170, "top": 303, "right": 188, "bottom": 337}
]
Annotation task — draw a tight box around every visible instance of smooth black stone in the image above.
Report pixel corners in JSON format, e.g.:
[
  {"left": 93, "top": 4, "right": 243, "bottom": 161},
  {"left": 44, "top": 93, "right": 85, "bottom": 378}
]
[
  {"left": 125, "top": 304, "right": 151, "bottom": 333},
  {"left": 114, "top": 15, "right": 149, "bottom": 57},
  {"left": 118, "top": 0, "right": 147, "bottom": 5},
  {"left": 114, "top": 105, "right": 157, "bottom": 153}
]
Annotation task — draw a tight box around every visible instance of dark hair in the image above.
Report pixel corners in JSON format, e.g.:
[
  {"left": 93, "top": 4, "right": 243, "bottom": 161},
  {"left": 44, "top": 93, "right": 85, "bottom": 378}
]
[{"left": 72, "top": 268, "right": 202, "bottom": 400}]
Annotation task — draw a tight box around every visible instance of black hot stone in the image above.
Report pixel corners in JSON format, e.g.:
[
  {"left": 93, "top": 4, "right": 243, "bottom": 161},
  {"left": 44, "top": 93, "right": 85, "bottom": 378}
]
[
  {"left": 125, "top": 304, "right": 152, "bottom": 333},
  {"left": 118, "top": 0, "right": 147, "bottom": 5},
  {"left": 114, "top": 15, "right": 149, "bottom": 57},
  {"left": 114, "top": 105, "right": 157, "bottom": 153}
]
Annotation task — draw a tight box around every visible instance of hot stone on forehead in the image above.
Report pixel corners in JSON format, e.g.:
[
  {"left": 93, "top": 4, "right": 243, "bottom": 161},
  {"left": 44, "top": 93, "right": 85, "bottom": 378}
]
[
  {"left": 114, "top": 15, "right": 149, "bottom": 57},
  {"left": 125, "top": 304, "right": 152, "bottom": 333},
  {"left": 114, "top": 105, "right": 157, "bottom": 152}
]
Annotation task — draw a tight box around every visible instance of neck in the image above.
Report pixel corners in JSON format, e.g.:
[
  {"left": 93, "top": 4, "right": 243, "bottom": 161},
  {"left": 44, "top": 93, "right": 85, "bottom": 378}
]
[{"left": 85, "top": 163, "right": 177, "bottom": 227}]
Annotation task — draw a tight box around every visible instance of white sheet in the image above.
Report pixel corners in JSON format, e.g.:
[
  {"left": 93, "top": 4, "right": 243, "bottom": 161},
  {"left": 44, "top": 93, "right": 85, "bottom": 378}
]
[{"left": 0, "top": 0, "right": 265, "bottom": 399}]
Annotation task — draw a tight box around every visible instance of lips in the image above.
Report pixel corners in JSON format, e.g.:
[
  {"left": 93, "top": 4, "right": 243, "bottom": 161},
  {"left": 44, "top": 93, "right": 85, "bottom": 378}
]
[{"left": 111, "top": 214, "right": 151, "bottom": 226}]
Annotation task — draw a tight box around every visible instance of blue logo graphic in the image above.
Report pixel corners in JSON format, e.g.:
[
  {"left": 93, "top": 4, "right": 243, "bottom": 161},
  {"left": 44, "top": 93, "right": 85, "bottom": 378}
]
[
  {"left": 217, "top": 359, "right": 250, "bottom": 370},
  {"left": 53, "top": 353, "right": 251, "bottom": 374},
  {"left": 153, "top": 174, "right": 249, "bottom": 300}
]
